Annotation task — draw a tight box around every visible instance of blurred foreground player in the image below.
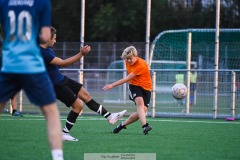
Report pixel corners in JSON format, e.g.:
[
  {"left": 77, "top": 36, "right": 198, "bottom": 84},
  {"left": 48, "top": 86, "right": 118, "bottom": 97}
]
[{"left": 0, "top": 0, "right": 63, "bottom": 159}]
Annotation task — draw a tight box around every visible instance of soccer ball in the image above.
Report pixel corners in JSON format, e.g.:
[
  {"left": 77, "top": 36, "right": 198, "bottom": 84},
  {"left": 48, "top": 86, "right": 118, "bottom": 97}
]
[{"left": 172, "top": 83, "right": 188, "bottom": 100}]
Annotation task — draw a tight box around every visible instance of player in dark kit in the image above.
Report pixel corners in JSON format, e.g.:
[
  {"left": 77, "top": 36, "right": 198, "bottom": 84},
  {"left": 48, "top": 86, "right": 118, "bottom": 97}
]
[
  {"left": 40, "top": 27, "right": 126, "bottom": 141},
  {"left": 0, "top": 0, "right": 63, "bottom": 159}
]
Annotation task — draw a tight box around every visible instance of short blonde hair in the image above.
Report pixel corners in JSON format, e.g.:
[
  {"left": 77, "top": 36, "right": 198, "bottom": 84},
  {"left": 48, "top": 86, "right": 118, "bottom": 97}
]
[{"left": 121, "top": 46, "right": 138, "bottom": 59}]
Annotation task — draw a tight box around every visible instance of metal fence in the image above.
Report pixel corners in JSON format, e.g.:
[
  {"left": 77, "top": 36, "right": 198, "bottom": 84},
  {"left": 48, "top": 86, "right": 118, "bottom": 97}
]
[
  {"left": 7, "top": 69, "right": 240, "bottom": 119},
  {"left": 51, "top": 42, "right": 147, "bottom": 69},
  {"left": 3, "top": 40, "right": 240, "bottom": 119}
]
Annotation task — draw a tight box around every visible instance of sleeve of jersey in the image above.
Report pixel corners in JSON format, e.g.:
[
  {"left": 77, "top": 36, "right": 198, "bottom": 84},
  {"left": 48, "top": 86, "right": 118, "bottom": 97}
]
[
  {"left": 41, "top": 49, "right": 55, "bottom": 64},
  {"left": 39, "top": 0, "right": 51, "bottom": 27}
]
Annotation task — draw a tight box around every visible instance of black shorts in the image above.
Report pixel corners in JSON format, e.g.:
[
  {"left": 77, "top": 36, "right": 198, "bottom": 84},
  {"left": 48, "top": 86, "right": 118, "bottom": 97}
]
[
  {"left": 128, "top": 84, "right": 151, "bottom": 108},
  {"left": 54, "top": 76, "right": 83, "bottom": 107}
]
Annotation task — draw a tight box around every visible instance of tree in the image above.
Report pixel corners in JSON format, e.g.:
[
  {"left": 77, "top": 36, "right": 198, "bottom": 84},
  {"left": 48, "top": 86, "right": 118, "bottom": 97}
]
[
  {"left": 51, "top": 0, "right": 240, "bottom": 42},
  {"left": 85, "top": 0, "right": 147, "bottom": 42},
  {"left": 51, "top": 0, "right": 80, "bottom": 41}
]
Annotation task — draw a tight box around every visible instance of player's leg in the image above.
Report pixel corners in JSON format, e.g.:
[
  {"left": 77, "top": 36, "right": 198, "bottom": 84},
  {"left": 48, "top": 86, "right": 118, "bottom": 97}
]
[
  {"left": 112, "top": 112, "right": 138, "bottom": 134},
  {"left": 41, "top": 102, "right": 63, "bottom": 159},
  {"left": 62, "top": 99, "right": 83, "bottom": 141},
  {"left": 123, "top": 112, "right": 139, "bottom": 125},
  {"left": 0, "top": 73, "right": 18, "bottom": 114},
  {"left": 62, "top": 98, "right": 83, "bottom": 141},
  {"left": 114, "top": 98, "right": 149, "bottom": 132},
  {"left": 77, "top": 84, "right": 126, "bottom": 124},
  {"left": 78, "top": 86, "right": 111, "bottom": 116},
  {"left": 128, "top": 85, "right": 148, "bottom": 126},
  {"left": 135, "top": 98, "right": 152, "bottom": 134},
  {"left": 190, "top": 83, "right": 194, "bottom": 105},
  {"left": 119, "top": 104, "right": 147, "bottom": 128},
  {"left": 11, "top": 95, "right": 17, "bottom": 114},
  {"left": 135, "top": 97, "right": 147, "bottom": 126},
  {"left": 128, "top": 85, "right": 152, "bottom": 134},
  {"left": 11, "top": 94, "right": 23, "bottom": 116},
  {"left": 21, "top": 73, "right": 63, "bottom": 160},
  {"left": 54, "top": 81, "right": 83, "bottom": 141}
]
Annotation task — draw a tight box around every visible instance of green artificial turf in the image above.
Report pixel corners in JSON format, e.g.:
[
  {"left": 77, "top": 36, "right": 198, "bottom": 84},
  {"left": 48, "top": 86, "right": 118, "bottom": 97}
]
[{"left": 0, "top": 114, "right": 240, "bottom": 160}]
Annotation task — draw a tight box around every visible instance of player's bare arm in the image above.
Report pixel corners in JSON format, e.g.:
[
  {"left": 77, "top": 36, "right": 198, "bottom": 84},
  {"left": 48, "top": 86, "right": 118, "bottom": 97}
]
[
  {"left": 51, "top": 45, "right": 91, "bottom": 67},
  {"left": 103, "top": 72, "right": 136, "bottom": 90}
]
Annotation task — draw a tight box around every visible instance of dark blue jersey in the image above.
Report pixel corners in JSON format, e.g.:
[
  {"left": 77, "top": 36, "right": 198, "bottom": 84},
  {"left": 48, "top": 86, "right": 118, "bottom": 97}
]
[
  {"left": 0, "top": 0, "right": 51, "bottom": 73},
  {"left": 40, "top": 47, "right": 64, "bottom": 84}
]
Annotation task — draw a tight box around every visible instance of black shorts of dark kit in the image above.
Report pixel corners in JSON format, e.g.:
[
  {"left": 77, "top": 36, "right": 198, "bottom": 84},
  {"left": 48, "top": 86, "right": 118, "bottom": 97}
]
[
  {"left": 128, "top": 84, "right": 151, "bottom": 108},
  {"left": 54, "top": 76, "right": 83, "bottom": 107}
]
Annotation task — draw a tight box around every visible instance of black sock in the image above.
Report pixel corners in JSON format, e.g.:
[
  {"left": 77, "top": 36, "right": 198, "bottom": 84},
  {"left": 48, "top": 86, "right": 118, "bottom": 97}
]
[
  {"left": 142, "top": 123, "right": 149, "bottom": 128},
  {"left": 86, "top": 99, "right": 111, "bottom": 118},
  {"left": 12, "top": 109, "right": 17, "bottom": 114},
  {"left": 63, "top": 110, "right": 79, "bottom": 133}
]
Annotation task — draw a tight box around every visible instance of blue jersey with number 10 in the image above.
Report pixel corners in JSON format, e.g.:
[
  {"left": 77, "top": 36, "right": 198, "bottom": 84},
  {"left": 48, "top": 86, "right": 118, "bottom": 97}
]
[{"left": 0, "top": 0, "right": 51, "bottom": 73}]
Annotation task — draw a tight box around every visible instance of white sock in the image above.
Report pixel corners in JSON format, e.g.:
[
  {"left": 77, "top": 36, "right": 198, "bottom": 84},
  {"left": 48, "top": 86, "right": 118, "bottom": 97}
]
[{"left": 52, "top": 149, "right": 64, "bottom": 160}]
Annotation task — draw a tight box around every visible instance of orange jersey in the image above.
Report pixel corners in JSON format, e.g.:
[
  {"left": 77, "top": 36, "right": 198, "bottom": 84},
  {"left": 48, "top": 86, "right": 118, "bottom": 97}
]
[{"left": 125, "top": 57, "right": 152, "bottom": 91}]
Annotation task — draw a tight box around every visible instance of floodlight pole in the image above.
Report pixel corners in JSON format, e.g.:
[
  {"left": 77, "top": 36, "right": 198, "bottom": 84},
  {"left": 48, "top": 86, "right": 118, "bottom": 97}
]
[
  {"left": 79, "top": 0, "right": 85, "bottom": 84},
  {"left": 213, "top": 0, "right": 220, "bottom": 119},
  {"left": 152, "top": 72, "right": 156, "bottom": 117},
  {"left": 145, "top": 0, "right": 151, "bottom": 64},
  {"left": 186, "top": 32, "right": 192, "bottom": 114},
  {"left": 231, "top": 72, "right": 236, "bottom": 118}
]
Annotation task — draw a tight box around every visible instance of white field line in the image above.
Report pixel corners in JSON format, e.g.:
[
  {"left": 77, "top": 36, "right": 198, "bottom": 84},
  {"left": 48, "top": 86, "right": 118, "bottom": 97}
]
[{"left": 0, "top": 115, "right": 239, "bottom": 125}]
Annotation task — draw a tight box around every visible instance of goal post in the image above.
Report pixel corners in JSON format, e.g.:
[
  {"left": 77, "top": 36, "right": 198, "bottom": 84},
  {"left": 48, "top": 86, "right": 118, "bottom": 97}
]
[{"left": 149, "top": 28, "right": 240, "bottom": 118}]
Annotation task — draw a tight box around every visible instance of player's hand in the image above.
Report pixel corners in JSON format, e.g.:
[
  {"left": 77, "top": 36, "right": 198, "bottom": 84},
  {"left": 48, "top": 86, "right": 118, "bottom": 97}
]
[
  {"left": 80, "top": 45, "right": 91, "bottom": 55},
  {"left": 103, "top": 84, "right": 113, "bottom": 91}
]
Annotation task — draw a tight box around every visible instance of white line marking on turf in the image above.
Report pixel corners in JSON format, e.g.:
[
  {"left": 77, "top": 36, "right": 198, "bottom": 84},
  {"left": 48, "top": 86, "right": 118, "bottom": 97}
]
[
  {"left": 0, "top": 116, "right": 239, "bottom": 124},
  {"left": 148, "top": 119, "right": 240, "bottom": 124}
]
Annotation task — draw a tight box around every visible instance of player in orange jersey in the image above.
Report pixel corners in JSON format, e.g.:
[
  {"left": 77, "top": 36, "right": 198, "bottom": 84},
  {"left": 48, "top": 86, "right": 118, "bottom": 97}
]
[{"left": 103, "top": 46, "right": 152, "bottom": 135}]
